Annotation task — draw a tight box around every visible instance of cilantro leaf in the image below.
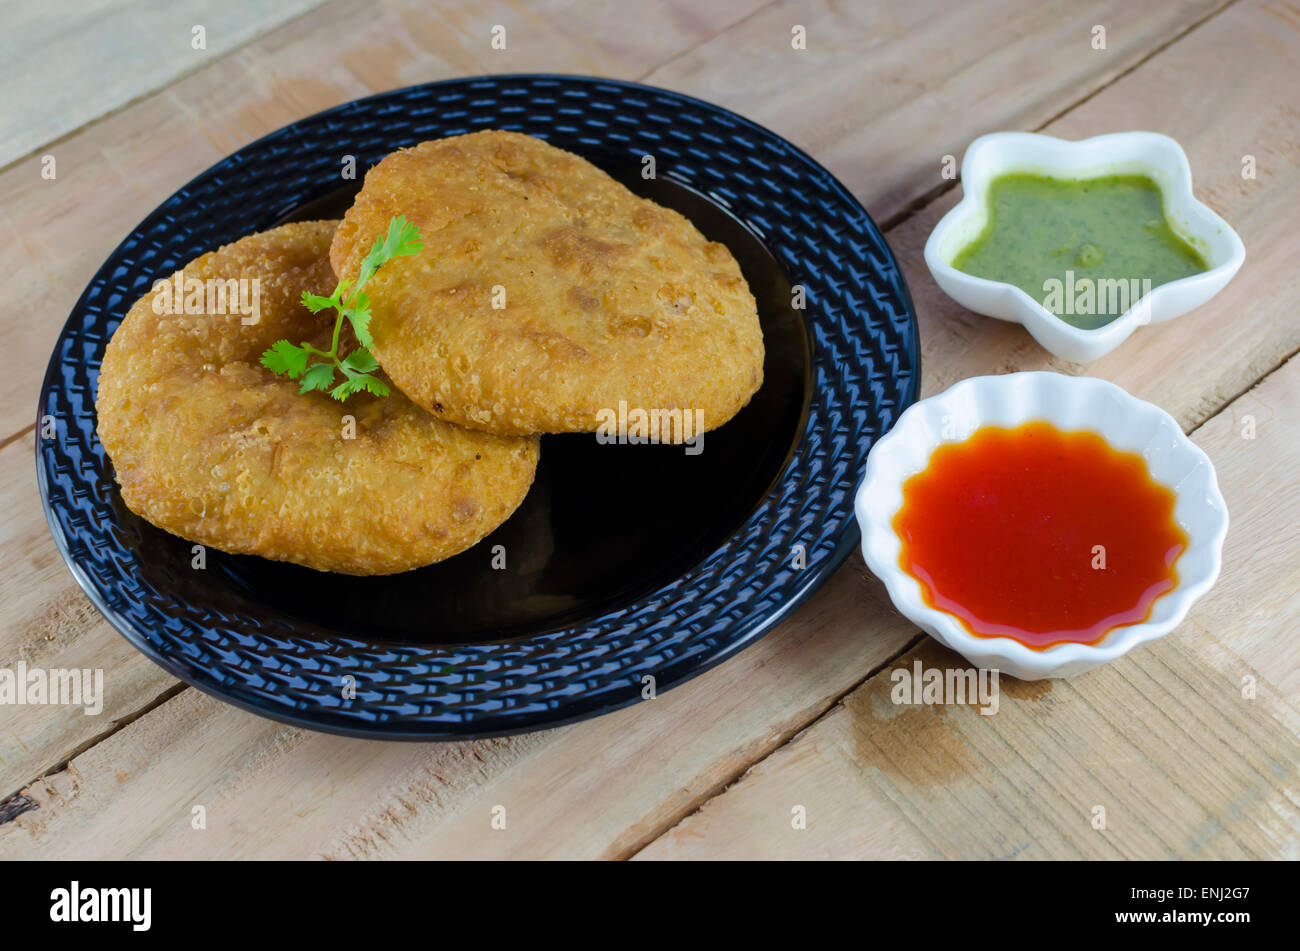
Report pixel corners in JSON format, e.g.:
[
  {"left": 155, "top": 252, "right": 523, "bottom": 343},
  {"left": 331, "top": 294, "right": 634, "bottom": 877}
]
[
  {"left": 357, "top": 216, "right": 424, "bottom": 287},
  {"left": 342, "top": 349, "right": 379, "bottom": 374},
  {"left": 298, "top": 362, "right": 336, "bottom": 393},
  {"left": 261, "top": 215, "right": 423, "bottom": 402},
  {"left": 356, "top": 375, "right": 389, "bottom": 397},
  {"left": 380, "top": 215, "right": 425, "bottom": 260},
  {"left": 345, "top": 293, "right": 373, "bottom": 349},
  {"left": 301, "top": 289, "right": 339, "bottom": 314},
  {"left": 260, "top": 340, "right": 309, "bottom": 378},
  {"left": 330, "top": 366, "right": 390, "bottom": 400}
]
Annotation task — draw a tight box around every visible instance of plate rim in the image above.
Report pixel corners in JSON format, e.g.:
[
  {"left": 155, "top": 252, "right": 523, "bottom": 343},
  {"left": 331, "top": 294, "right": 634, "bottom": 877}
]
[{"left": 35, "top": 72, "right": 921, "bottom": 740}]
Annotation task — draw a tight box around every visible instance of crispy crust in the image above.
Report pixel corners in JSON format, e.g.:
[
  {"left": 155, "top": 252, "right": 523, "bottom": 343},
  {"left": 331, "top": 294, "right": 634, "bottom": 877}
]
[
  {"left": 95, "top": 220, "right": 539, "bottom": 575},
  {"left": 330, "top": 131, "right": 764, "bottom": 437}
]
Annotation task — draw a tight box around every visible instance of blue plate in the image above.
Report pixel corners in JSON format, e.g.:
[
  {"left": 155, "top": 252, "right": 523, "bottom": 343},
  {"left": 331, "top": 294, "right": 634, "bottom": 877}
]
[{"left": 36, "top": 75, "right": 919, "bottom": 739}]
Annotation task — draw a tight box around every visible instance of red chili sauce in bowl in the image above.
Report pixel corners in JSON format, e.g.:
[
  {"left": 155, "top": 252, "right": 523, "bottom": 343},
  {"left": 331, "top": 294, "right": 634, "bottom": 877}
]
[{"left": 892, "top": 422, "right": 1187, "bottom": 649}]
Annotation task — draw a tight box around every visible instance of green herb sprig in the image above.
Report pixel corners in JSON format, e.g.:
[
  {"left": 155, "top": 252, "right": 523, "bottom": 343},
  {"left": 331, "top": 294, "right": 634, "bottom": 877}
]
[{"left": 261, "top": 216, "right": 424, "bottom": 401}]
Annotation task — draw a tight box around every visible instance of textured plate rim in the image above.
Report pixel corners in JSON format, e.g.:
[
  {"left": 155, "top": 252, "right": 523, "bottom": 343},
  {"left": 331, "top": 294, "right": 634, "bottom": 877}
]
[{"left": 36, "top": 73, "right": 921, "bottom": 740}]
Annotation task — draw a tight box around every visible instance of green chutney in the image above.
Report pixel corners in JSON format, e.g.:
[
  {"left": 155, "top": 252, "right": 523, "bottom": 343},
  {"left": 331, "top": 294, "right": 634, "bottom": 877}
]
[{"left": 951, "top": 173, "right": 1209, "bottom": 330}]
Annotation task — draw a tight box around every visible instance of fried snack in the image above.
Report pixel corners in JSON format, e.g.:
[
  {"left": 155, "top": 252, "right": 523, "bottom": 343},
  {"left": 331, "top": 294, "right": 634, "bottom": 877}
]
[
  {"left": 96, "top": 220, "right": 540, "bottom": 575},
  {"left": 330, "top": 130, "right": 764, "bottom": 438}
]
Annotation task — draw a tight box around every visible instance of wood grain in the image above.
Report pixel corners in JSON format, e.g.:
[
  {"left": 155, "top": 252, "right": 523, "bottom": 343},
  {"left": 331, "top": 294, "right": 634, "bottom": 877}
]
[
  {"left": 0, "top": 0, "right": 772, "bottom": 440},
  {"left": 641, "top": 0, "right": 1231, "bottom": 224},
  {"left": 0, "top": 432, "right": 180, "bottom": 793},
  {"left": 0, "top": 0, "right": 767, "bottom": 800},
  {"left": 0, "top": 0, "right": 1226, "bottom": 804},
  {"left": 0, "top": 0, "right": 1224, "bottom": 439},
  {"left": 2, "top": 0, "right": 1296, "bottom": 859},
  {"left": 893, "top": 0, "right": 1300, "bottom": 423},
  {"left": 0, "top": 565, "right": 917, "bottom": 858},
  {"left": 1, "top": 0, "right": 329, "bottom": 169},
  {"left": 635, "top": 355, "right": 1300, "bottom": 859}
]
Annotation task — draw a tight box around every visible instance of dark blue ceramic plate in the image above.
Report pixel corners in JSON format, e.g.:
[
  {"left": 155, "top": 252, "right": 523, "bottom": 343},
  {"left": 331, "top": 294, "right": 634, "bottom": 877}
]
[{"left": 36, "top": 75, "right": 919, "bottom": 739}]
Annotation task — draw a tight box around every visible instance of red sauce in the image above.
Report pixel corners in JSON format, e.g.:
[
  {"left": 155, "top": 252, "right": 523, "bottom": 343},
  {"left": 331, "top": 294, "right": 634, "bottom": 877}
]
[{"left": 892, "top": 422, "right": 1187, "bottom": 649}]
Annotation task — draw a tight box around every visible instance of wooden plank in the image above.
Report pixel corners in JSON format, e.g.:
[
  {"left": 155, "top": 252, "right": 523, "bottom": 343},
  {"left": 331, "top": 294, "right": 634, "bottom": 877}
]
[
  {"left": 0, "top": 564, "right": 914, "bottom": 858},
  {"left": 642, "top": 0, "right": 1231, "bottom": 224},
  {"left": 0, "top": 0, "right": 771, "bottom": 441},
  {"left": 0, "top": 0, "right": 1224, "bottom": 796},
  {"left": 0, "top": 0, "right": 1225, "bottom": 441},
  {"left": 0, "top": 431, "right": 179, "bottom": 794},
  {"left": 0, "top": 0, "right": 769, "bottom": 798},
  {"left": 635, "top": 355, "right": 1300, "bottom": 859},
  {"left": 4, "top": 0, "right": 1291, "bottom": 857},
  {"left": 890, "top": 0, "right": 1300, "bottom": 423},
  {"left": 2, "top": 0, "right": 330, "bottom": 169}
]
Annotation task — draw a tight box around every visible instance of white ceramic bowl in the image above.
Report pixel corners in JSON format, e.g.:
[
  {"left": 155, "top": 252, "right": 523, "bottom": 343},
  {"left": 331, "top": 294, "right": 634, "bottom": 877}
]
[
  {"left": 924, "top": 132, "right": 1245, "bottom": 363},
  {"left": 855, "top": 372, "right": 1228, "bottom": 679}
]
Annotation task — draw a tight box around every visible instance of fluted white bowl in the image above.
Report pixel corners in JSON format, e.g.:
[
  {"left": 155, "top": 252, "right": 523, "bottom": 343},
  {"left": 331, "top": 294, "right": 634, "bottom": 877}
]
[
  {"left": 855, "top": 372, "right": 1228, "bottom": 679},
  {"left": 924, "top": 132, "right": 1245, "bottom": 362}
]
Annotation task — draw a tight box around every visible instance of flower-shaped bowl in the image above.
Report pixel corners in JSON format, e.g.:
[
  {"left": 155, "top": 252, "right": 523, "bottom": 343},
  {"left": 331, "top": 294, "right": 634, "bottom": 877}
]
[{"left": 924, "top": 132, "right": 1245, "bottom": 362}]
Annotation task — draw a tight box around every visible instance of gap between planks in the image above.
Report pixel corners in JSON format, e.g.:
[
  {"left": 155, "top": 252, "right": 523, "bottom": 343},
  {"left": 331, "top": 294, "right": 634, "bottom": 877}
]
[
  {"left": 877, "top": 0, "right": 1238, "bottom": 232},
  {"left": 624, "top": 348, "right": 1300, "bottom": 859},
  {"left": 0, "top": 0, "right": 1265, "bottom": 848},
  {"left": 0, "top": 0, "right": 802, "bottom": 807},
  {"left": 627, "top": 0, "right": 785, "bottom": 86},
  {"left": 607, "top": 630, "right": 927, "bottom": 858},
  {"left": 616, "top": 0, "right": 1267, "bottom": 857},
  {"left": 0, "top": 0, "right": 1252, "bottom": 820},
  {"left": 0, "top": 0, "right": 784, "bottom": 447}
]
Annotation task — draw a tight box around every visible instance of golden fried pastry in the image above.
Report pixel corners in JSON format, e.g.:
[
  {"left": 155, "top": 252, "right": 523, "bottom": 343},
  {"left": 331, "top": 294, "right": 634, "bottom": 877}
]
[
  {"left": 96, "top": 220, "right": 539, "bottom": 575},
  {"left": 330, "top": 130, "right": 764, "bottom": 438}
]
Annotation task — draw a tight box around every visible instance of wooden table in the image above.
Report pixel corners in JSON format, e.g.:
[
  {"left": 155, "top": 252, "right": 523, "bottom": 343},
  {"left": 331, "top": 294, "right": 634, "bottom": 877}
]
[{"left": 2, "top": 0, "right": 1296, "bottom": 860}]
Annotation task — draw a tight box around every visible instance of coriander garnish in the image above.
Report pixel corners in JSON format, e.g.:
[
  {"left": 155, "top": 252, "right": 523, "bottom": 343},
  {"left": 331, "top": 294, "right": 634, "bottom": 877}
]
[{"left": 261, "top": 216, "right": 423, "bottom": 400}]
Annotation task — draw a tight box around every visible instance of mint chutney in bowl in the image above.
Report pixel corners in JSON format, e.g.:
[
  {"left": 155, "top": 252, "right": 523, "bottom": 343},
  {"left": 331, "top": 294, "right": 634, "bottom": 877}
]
[
  {"left": 924, "top": 132, "right": 1245, "bottom": 362},
  {"left": 951, "top": 173, "right": 1209, "bottom": 331}
]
